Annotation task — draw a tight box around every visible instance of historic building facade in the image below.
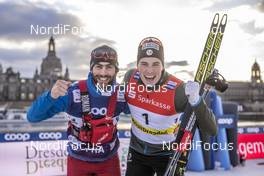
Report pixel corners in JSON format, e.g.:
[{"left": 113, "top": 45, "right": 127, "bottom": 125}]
[
  {"left": 219, "top": 61, "right": 264, "bottom": 112},
  {"left": 0, "top": 37, "right": 69, "bottom": 101}
]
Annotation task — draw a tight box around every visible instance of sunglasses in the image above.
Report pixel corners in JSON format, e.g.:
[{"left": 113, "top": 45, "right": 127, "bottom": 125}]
[{"left": 91, "top": 49, "right": 117, "bottom": 60}]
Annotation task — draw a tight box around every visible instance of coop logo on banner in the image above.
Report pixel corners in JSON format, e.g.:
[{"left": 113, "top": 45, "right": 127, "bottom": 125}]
[
  {"left": 246, "top": 128, "right": 260, "bottom": 134},
  {"left": 238, "top": 128, "right": 244, "bottom": 134},
  {"left": 217, "top": 118, "right": 233, "bottom": 125},
  {"left": 4, "top": 133, "right": 30, "bottom": 141},
  {"left": 38, "top": 132, "right": 62, "bottom": 140}
]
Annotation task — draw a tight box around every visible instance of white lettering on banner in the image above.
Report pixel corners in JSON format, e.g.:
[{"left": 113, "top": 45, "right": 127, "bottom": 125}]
[
  {"left": 39, "top": 132, "right": 62, "bottom": 140},
  {"left": 254, "top": 142, "right": 264, "bottom": 154},
  {"left": 137, "top": 95, "right": 171, "bottom": 110},
  {"left": 91, "top": 107, "right": 107, "bottom": 115},
  {"left": 238, "top": 128, "right": 244, "bottom": 134},
  {"left": 238, "top": 142, "right": 264, "bottom": 158},
  {"left": 4, "top": 133, "right": 30, "bottom": 141},
  {"left": 218, "top": 118, "right": 233, "bottom": 125},
  {"left": 247, "top": 128, "right": 260, "bottom": 133}
]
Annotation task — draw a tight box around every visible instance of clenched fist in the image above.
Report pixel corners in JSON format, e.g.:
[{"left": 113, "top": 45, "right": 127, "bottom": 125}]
[{"left": 51, "top": 80, "right": 72, "bottom": 99}]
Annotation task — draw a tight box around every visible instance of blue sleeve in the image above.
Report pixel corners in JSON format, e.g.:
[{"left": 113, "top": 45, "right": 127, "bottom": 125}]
[{"left": 27, "top": 90, "right": 68, "bottom": 122}]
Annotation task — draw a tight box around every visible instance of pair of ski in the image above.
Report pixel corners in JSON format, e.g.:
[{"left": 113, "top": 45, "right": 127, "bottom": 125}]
[{"left": 164, "top": 13, "right": 228, "bottom": 176}]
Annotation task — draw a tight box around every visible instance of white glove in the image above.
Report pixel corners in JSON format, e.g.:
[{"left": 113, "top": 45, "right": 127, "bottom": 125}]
[{"left": 185, "top": 81, "right": 201, "bottom": 106}]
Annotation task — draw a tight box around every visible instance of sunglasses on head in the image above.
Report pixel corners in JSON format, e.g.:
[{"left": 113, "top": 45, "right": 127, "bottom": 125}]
[{"left": 91, "top": 49, "right": 117, "bottom": 60}]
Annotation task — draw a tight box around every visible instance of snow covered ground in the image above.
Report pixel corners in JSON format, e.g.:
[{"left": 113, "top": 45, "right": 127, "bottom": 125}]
[
  {"left": 1, "top": 118, "right": 263, "bottom": 176},
  {"left": 186, "top": 159, "right": 264, "bottom": 176},
  {"left": 0, "top": 140, "right": 263, "bottom": 176}
]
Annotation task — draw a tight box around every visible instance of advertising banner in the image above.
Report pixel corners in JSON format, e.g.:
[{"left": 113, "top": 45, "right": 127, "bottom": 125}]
[
  {"left": 238, "top": 127, "right": 264, "bottom": 159},
  {"left": 0, "top": 130, "right": 131, "bottom": 176}
]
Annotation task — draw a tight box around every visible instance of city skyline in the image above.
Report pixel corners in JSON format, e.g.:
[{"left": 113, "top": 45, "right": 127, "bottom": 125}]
[{"left": 0, "top": 0, "right": 264, "bottom": 81}]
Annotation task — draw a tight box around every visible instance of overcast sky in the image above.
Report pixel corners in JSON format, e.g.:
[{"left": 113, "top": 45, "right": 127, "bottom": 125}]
[{"left": 0, "top": 0, "right": 264, "bottom": 81}]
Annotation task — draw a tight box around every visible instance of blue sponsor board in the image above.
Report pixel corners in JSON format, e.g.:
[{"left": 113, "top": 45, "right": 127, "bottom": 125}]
[
  {"left": 238, "top": 127, "right": 264, "bottom": 134},
  {"left": 0, "top": 130, "right": 130, "bottom": 142},
  {"left": 216, "top": 114, "right": 238, "bottom": 128}
]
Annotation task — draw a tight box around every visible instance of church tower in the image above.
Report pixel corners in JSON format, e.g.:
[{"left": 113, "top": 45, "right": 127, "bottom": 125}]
[
  {"left": 40, "top": 36, "right": 62, "bottom": 79},
  {"left": 251, "top": 60, "right": 262, "bottom": 83},
  {"left": 48, "top": 36, "right": 56, "bottom": 56}
]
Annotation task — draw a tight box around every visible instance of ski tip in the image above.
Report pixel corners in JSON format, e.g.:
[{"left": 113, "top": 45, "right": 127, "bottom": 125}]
[
  {"left": 214, "top": 13, "right": 220, "bottom": 16},
  {"left": 213, "top": 13, "right": 220, "bottom": 24},
  {"left": 220, "top": 14, "right": 228, "bottom": 25}
]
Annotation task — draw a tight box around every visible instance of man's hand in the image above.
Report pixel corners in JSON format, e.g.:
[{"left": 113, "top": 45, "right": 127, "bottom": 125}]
[
  {"left": 185, "top": 81, "right": 200, "bottom": 106},
  {"left": 51, "top": 80, "right": 72, "bottom": 99}
]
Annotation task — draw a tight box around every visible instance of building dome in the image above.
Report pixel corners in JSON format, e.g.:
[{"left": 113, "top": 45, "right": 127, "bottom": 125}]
[{"left": 40, "top": 37, "right": 62, "bottom": 78}]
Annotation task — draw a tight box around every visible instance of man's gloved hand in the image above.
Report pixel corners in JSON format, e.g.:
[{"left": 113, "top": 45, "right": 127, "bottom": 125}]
[
  {"left": 185, "top": 81, "right": 201, "bottom": 106},
  {"left": 51, "top": 80, "right": 72, "bottom": 99}
]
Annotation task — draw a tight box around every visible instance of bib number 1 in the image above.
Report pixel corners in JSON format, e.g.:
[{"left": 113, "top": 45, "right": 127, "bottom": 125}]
[{"left": 142, "top": 113, "right": 149, "bottom": 125}]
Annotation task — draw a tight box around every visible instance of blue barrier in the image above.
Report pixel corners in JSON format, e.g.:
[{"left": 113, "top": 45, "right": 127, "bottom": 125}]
[
  {"left": 209, "top": 136, "right": 215, "bottom": 169},
  {"left": 187, "top": 129, "right": 205, "bottom": 171},
  {"left": 211, "top": 91, "right": 231, "bottom": 170}
]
